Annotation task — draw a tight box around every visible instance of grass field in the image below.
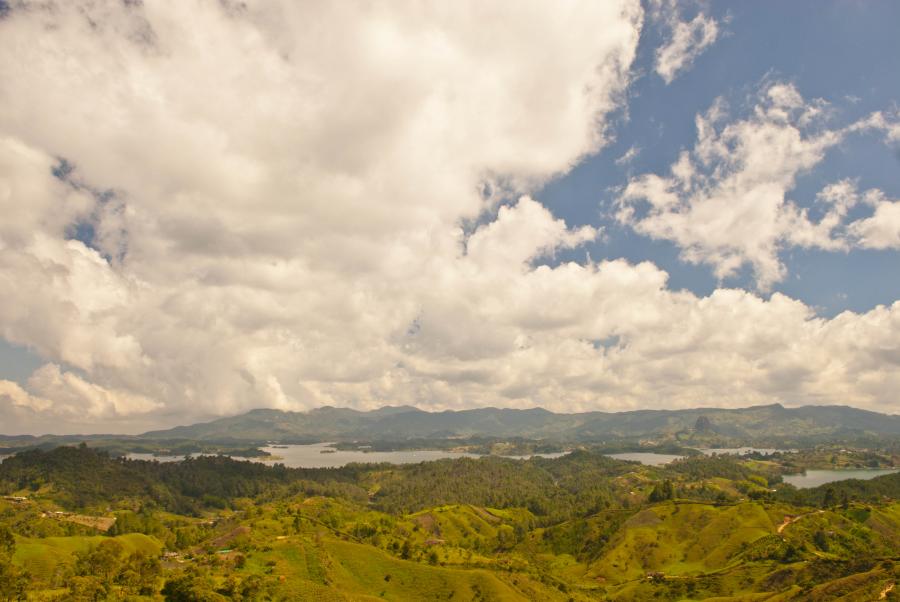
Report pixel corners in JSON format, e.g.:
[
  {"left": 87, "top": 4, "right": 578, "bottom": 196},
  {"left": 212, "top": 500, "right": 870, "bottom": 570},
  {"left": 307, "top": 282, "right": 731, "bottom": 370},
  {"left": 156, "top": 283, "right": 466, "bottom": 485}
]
[
  {"left": 235, "top": 532, "right": 572, "bottom": 601},
  {"left": 588, "top": 502, "right": 779, "bottom": 583},
  {"left": 13, "top": 532, "right": 162, "bottom": 583}
]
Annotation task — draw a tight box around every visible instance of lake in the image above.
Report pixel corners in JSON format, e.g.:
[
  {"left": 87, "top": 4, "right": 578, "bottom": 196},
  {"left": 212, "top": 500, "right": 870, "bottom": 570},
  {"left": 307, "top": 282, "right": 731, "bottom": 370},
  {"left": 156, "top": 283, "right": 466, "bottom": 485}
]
[
  {"left": 604, "top": 452, "right": 684, "bottom": 466},
  {"left": 258, "top": 444, "right": 481, "bottom": 468},
  {"left": 126, "top": 444, "right": 569, "bottom": 468},
  {"left": 700, "top": 447, "right": 791, "bottom": 456},
  {"left": 5, "top": 448, "right": 708, "bottom": 468},
  {"left": 126, "top": 452, "right": 202, "bottom": 463},
  {"left": 783, "top": 468, "right": 899, "bottom": 489},
  {"left": 504, "top": 451, "right": 570, "bottom": 461}
]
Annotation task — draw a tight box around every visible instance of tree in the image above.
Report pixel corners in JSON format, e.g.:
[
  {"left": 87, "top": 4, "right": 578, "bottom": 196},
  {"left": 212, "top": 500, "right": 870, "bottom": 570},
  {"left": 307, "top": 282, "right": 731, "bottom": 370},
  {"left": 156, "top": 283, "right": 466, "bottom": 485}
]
[
  {"left": 781, "top": 544, "right": 800, "bottom": 563},
  {"left": 813, "top": 530, "right": 829, "bottom": 552},
  {"left": 66, "top": 575, "right": 107, "bottom": 602},
  {"left": 74, "top": 540, "right": 124, "bottom": 585},
  {"left": 217, "top": 574, "right": 271, "bottom": 601},
  {"left": 161, "top": 568, "right": 228, "bottom": 602},
  {"left": 235, "top": 574, "right": 268, "bottom": 600},
  {"left": 663, "top": 480, "right": 675, "bottom": 500},
  {"left": 822, "top": 487, "right": 836, "bottom": 509},
  {"left": 0, "top": 557, "right": 28, "bottom": 602},
  {"left": 121, "top": 551, "right": 161, "bottom": 596},
  {"left": 649, "top": 480, "right": 675, "bottom": 503},
  {"left": 496, "top": 524, "right": 516, "bottom": 550},
  {"left": 0, "top": 528, "right": 13, "bottom": 558}
]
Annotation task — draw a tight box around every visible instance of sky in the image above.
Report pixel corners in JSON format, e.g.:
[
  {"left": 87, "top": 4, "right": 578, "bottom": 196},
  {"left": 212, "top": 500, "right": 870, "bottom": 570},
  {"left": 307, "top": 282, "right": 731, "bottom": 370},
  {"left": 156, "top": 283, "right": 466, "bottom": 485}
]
[{"left": 0, "top": 1, "right": 899, "bottom": 435}]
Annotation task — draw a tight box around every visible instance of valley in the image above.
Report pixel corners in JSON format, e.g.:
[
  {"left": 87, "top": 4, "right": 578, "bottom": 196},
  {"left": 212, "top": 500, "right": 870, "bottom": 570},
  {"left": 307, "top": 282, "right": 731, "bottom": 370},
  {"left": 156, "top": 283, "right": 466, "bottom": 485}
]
[{"left": 1, "top": 420, "right": 899, "bottom": 600}]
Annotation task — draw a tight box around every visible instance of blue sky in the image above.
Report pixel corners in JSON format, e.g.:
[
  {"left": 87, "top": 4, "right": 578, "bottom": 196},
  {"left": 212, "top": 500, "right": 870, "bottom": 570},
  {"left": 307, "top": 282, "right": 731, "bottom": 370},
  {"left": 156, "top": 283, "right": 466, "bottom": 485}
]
[
  {"left": 538, "top": 0, "right": 900, "bottom": 315},
  {"left": 0, "top": 1, "right": 899, "bottom": 433}
]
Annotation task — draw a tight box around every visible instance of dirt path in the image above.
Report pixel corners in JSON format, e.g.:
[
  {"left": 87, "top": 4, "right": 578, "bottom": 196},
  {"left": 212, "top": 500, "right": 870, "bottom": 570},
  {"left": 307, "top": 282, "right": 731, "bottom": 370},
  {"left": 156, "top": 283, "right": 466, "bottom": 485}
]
[
  {"left": 776, "top": 516, "right": 793, "bottom": 534},
  {"left": 777, "top": 510, "right": 824, "bottom": 534},
  {"left": 196, "top": 525, "right": 250, "bottom": 552},
  {"left": 880, "top": 582, "right": 894, "bottom": 599}
]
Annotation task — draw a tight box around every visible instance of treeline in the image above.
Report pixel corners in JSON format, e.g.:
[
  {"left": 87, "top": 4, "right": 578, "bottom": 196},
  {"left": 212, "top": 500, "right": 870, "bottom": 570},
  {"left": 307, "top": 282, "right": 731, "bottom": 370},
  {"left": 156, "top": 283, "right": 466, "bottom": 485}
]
[
  {"left": 663, "top": 455, "right": 756, "bottom": 481},
  {"left": 0, "top": 446, "right": 368, "bottom": 514},
  {"left": 0, "top": 445, "right": 784, "bottom": 524},
  {"left": 0, "top": 444, "right": 161, "bottom": 508},
  {"left": 371, "top": 450, "right": 634, "bottom": 522},
  {"left": 0, "top": 445, "right": 640, "bottom": 521},
  {"left": 371, "top": 456, "right": 557, "bottom": 515}
]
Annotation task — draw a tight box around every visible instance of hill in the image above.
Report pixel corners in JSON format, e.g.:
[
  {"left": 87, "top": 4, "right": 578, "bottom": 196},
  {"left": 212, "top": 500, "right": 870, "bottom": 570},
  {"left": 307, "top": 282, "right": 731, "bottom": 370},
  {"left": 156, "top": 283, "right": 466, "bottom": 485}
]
[
  {"left": 135, "top": 403, "right": 900, "bottom": 445},
  {"left": 3, "top": 446, "right": 900, "bottom": 600}
]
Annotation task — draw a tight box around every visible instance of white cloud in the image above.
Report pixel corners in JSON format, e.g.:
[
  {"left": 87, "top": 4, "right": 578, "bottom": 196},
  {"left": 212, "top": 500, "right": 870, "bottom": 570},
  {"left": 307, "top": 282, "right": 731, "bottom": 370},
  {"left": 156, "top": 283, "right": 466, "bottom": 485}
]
[
  {"left": 841, "top": 186, "right": 900, "bottom": 250},
  {"left": 653, "top": 2, "right": 720, "bottom": 84},
  {"left": 0, "top": 0, "right": 644, "bottom": 429},
  {"left": 0, "top": 137, "right": 144, "bottom": 373},
  {"left": 0, "top": 3, "right": 899, "bottom": 433},
  {"left": 26, "top": 364, "right": 160, "bottom": 418},
  {"left": 617, "top": 83, "right": 899, "bottom": 290},
  {"left": 464, "top": 197, "right": 599, "bottom": 270},
  {"left": 0, "top": 380, "right": 53, "bottom": 413},
  {"left": 615, "top": 145, "right": 641, "bottom": 167},
  {"left": 857, "top": 111, "right": 900, "bottom": 144},
  {"left": 1, "top": 363, "right": 158, "bottom": 420}
]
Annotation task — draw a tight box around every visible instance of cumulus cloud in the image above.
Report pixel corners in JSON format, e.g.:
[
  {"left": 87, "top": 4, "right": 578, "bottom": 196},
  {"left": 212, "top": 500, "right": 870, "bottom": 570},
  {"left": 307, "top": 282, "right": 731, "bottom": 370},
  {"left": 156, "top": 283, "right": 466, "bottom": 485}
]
[
  {"left": 0, "top": 0, "right": 644, "bottom": 429},
  {"left": 834, "top": 184, "right": 900, "bottom": 250},
  {"left": 652, "top": 1, "right": 720, "bottom": 84},
  {"left": 0, "top": 363, "right": 160, "bottom": 436},
  {"left": 464, "top": 197, "right": 599, "bottom": 270},
  {"left": 335, "top": 256, "right": 900, "bottom": 414},
  {"left": 1, "top": 2, "right": 899, "bottom": 433},
  {"left": 0, "top": 380, "right": 53, "bottom": 413},
  {"left": 617, "top": 83, "right": 899, "bottom": 290},
  {"left": 26, "top": 364, "right": 160, "bottom": 417}
]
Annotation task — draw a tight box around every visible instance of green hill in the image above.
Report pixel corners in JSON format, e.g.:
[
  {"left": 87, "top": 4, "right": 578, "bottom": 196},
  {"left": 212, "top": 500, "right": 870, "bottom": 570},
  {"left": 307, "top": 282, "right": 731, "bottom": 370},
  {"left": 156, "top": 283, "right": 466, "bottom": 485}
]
[
  {"left": 13, "top": 532, "right": 162, "bottom": 584},
  {"left": 3, "top": 441, "right": 900, "bottom": 600}
]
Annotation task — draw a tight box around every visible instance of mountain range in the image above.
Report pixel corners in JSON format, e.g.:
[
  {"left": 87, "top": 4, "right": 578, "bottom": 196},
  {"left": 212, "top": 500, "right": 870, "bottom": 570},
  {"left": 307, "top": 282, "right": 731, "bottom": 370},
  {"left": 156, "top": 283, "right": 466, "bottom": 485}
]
[
  {"left": 131, "top": 403, "right": 900, "bottom": 445},
  {"left": 3, "top": 403, "right": 899, "bottom": 450}
]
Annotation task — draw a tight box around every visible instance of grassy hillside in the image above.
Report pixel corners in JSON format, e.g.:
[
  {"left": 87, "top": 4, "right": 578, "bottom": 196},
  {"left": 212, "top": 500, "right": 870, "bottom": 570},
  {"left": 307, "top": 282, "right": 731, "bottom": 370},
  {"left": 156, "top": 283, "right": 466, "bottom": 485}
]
[
  {"left": 3, "top": 443, "right": 900, "bottom": 600},
  {"left": 254, "top": 536, "right": 567, "bottom": 601},
  {"left": 13, "top": 532, "right": 162, "bottom": 584},
  {"left": 588, "top": 502, "right": 780, "bottom": 583}
]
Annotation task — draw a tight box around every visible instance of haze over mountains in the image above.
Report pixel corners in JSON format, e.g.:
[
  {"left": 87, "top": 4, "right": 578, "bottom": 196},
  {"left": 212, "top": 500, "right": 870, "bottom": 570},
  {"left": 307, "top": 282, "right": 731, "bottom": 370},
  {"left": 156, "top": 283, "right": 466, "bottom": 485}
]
[
  {"left": 130, "top": 403, "right": 900, "bottom": 444},
  {"left": 3, "top": 404, "right": 898, "bottom": 450},
  {"left": 3, "top": 404, "right": 899, "bottom": 451}
]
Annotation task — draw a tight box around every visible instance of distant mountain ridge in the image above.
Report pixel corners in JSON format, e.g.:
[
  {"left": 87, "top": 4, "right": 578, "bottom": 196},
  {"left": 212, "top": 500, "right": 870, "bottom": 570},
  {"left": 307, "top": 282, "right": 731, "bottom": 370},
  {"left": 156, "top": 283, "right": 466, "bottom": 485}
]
[{"left": 135, "top": 403, "right": 900, "bottom": 445}]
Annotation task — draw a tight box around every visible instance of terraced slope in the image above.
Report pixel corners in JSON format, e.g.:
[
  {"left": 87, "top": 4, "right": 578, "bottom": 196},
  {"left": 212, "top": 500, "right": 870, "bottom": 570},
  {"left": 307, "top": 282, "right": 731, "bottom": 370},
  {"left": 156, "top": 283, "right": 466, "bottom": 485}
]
[{"left": 13, "top": 532, "right": 162, "bottom": 583}]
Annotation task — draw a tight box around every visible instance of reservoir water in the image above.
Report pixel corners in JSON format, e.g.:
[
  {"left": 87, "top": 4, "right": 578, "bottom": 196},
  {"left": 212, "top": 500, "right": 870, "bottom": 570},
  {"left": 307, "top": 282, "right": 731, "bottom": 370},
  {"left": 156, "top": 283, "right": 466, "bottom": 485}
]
[
  {"left": 126, "top": 443, "right": 569, "bottom": 468},
  {"left": 257, "top": 443, "right": 480, "bottom": 468},
  {"left": 602, "top": 448, "right": 792, "bottom": 465},
  {"left": 700, "top": 447, "right": 790, "bottom": 456},
  {"left": 127, "top": 447, "right": 690, "bottom": 467},
  {"left": 783, "top": 468, "right": 898, "bottom": 489},
  {"left": 604, "top": 452, "right": 684, "bottom": 466}
]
